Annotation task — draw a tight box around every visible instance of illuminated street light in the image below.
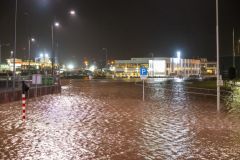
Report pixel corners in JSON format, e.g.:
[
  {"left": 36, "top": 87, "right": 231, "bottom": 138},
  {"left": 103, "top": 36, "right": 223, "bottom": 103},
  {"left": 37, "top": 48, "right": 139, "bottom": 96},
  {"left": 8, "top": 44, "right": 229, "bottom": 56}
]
[
  {"left": 10, "top": 50, "right": 14, "bottom": 58},
  {"left": 67, "top": 64, "right": 74, "bottom": 70},
  {"left": 45, "top": 53, "right": 49, "bottom": 58},
  {"left": 176, "top": 50, "right": 181, "bottom": 76},
  {"left": 51, "top": 21, "right": 60, "bottom": 76},
  {"left": 89, "top": 65, "right": 96, "bottom": 72},
  {"left": 69, "top": 10, "right": 76, "bottom": 16},
  {"left": 31, "top": 38, "right": 35, "bottom": 42},
  {"left": 177, "top": 51, "right": 181, "bottom": 59},
  {"left": 40, "top": 53, "right": 44, "bottom": 58},
  {"left": 54, "top": 22, "right": 60, "bottom": 27},
  {"left": 84, "top": 61, "right": 89, "bottom": 67}
]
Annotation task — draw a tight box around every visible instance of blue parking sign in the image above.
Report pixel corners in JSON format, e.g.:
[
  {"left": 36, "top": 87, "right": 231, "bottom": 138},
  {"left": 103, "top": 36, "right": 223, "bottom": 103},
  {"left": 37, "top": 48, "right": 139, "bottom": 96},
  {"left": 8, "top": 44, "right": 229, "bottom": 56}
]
[{"left": 140, "top": 67, "right": 148, "bottom": 76}]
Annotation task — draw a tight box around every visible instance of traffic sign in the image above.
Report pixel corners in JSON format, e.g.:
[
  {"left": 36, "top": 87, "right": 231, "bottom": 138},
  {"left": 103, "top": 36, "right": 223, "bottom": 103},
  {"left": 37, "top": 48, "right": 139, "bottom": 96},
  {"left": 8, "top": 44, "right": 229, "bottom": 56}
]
[
  {"left": 140, "top": 67, "right": 148, "bottom": 76},
  {"left": 140, "top": 67, "right": 148, "bottom": 80},
  {"left": 32, "top": 74, "right": 42, "bottom": 85}
]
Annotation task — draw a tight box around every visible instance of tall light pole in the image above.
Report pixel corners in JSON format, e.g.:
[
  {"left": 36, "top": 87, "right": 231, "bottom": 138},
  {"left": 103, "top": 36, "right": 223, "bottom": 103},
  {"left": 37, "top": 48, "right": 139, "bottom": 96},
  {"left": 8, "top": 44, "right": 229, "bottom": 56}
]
[
  {"left": 0, "top": 42, "right": 10, "bottom": 64},
  {"left": 216, "top": 0, "right": 220, "bottom": 111},
  {"left": 28, "top": 38, "right": 35, "bottom": 75},
  {"left": 51, "top": 10, "right": 76, "bottom": 76},
  {"left": 102, "top": 48, "right": 108, "bottom": 67},
  {"left": 51, "top": 22, "right": 60, "bottom": 76},
  {"left": 233, "top": 28, "right": 235, "bottom": 67},
  {"left": 13, "top": 0, "right": 18, "bottom": 91},
  {"left": 238, "top": 39, "right": 240, "bottom": 55}
]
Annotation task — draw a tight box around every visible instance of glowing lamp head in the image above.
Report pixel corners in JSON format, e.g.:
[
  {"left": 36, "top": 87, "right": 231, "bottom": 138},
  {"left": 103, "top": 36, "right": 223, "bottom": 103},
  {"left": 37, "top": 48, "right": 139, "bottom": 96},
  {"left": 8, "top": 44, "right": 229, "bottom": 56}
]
[
  {"left": 89, "top": 65, "right": 96, "bottom": 72},
  {"left": 31, "top": 38, "right": 35, "bottom": 42},
  {"left": 67, "top": 64, "right": 74, "bottom": 70},
  {"left": 40, "top": 53, "right": 44, "bottom": 58},
  {"left": 54, "top": 22, "right": 60, "bottom": 27},
  {"left": 177, "top": 51, "right": 181, "bottom": 59},
  {"left": 70, "top": 10, "right": 76, "bottom": 16}
]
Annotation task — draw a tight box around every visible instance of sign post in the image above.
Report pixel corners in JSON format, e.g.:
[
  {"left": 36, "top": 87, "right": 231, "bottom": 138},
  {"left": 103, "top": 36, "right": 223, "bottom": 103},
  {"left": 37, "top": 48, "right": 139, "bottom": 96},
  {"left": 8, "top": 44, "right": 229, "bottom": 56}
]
[
  {"left": 32, "top": 74, "right": 42, "bottom": 98},
  {"left": 140, "top": 67, "right": 148, "bottom": 101}
]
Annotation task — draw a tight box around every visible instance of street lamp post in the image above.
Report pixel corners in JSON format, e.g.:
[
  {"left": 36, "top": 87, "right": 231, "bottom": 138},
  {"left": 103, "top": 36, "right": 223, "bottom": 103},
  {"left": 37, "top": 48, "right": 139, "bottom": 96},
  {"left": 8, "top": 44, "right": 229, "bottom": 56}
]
[
  {"left": 13, "top": 0, "right": 18, "bottom": 91},
  {"left": 233, "top": 28, "right": 235, "bottom": 67},
  {"left": 216, "top": 0, "right": 220, "bottom": 111},
  {"left": 102, "top": 48, "right": 108, "bottom": 67},
  {"left": 51, "top": 24, "right": 54, "bottom": 76},
  {"left": 238, "top": 39, "right": 240, "bottom": 55},
  {"left": 50, "top": 10, "right": 76, "bottom": 76},
  {"left": 28, "top": 38, "right": 35, "bottom": 75},
  {"left": 51, "top": 22, "right": 59, "bottom": 76}
]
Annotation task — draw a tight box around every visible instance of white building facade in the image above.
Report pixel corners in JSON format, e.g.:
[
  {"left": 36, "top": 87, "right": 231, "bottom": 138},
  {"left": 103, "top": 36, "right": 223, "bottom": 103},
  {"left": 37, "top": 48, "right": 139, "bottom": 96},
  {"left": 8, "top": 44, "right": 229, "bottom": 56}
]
[{"left": 113, "top": 57, "right": 201, "bottom": 78}]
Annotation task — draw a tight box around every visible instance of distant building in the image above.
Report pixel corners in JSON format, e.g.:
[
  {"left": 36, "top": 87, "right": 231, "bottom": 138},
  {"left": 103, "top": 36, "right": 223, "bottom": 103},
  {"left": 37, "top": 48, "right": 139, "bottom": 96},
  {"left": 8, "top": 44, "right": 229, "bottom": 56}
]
[
  {"left": 200, "top": 58, "right": 217, "bottom": 75},
  {"left": 0, "top": 64, "right": 10, "bottom": 72},
  {"left": 112, "top": 57, "right": 204, "bottom": 78},
  {"left": 0, "top": 56, "right": 55, "bottom": 74}
]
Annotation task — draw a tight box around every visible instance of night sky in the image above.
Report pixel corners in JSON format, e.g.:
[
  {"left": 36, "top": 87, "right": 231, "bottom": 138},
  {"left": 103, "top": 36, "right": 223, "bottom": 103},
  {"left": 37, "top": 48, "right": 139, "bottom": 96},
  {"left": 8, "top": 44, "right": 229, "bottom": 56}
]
[{"left": 0, "top": 0, "right": 240, "bottom": 65}]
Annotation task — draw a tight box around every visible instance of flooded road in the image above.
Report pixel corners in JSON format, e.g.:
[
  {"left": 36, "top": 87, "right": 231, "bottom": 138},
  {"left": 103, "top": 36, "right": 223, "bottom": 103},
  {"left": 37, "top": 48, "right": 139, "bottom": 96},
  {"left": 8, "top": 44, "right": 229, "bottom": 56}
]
[{"left": 0, "top": 79, "right": 240, "bottom": 159}]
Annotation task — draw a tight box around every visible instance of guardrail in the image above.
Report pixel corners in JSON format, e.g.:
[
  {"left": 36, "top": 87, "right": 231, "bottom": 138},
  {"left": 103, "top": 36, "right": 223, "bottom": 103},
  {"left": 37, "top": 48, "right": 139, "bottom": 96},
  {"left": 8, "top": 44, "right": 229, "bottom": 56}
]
[
  {"left": 135, "top": 81, "right": 231, "bottom": 98},
  {"left": 0, "top": 75, "right": 60, "bottom": 90},
  {"left": 0, "top": 85, "right": 61, "bottom": 104}
]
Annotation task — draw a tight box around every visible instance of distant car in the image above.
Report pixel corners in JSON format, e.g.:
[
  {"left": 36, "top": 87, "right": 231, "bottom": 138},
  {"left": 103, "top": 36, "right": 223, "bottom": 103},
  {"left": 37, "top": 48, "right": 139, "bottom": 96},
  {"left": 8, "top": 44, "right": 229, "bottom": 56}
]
[{"left": 187, "top": 75, "right": 202, "bottom": 80}]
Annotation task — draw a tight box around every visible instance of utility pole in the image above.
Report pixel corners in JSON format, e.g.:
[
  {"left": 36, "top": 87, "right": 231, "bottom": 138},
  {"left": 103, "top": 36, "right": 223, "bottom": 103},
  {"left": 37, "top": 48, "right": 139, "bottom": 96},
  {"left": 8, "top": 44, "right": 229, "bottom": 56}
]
[
  {"left": 13, "top": 0, "right": 18, "bottom": 91},
  {"left": 238, "top": 39, "right": 240, "bottom": 55},
  {"left": 216, "top": 0, "right": 220, "bottom": 112},
  {"left": 51, "top": 24, "right": 54, "bottom": 76},
  {"left": 102, "top": 48, "right": 108, "bottom": 67},
  {"left": 233, "top": 28, "right": 235, "bottom": 67}
]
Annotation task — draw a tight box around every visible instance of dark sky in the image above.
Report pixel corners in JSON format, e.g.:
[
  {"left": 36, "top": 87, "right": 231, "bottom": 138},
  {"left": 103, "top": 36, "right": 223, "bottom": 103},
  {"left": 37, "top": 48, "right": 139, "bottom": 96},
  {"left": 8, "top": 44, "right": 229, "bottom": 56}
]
[{"left": 0, "top": 0, "right": 240, "bottom": 65}]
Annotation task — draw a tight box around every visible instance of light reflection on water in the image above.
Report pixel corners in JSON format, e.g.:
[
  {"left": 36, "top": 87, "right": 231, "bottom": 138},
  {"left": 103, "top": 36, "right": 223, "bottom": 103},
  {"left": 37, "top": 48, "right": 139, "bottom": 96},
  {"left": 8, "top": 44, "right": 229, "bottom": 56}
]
[{"left": 0, "top": 79, "right": 240, "bottom": 159}]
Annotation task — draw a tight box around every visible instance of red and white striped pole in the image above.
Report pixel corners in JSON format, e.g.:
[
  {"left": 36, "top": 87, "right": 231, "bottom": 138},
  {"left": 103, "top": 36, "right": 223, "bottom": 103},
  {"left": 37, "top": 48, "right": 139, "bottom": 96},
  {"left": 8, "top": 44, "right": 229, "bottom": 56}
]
[{"left": 22, "top": 93, "right": 26, "bottom": 121}]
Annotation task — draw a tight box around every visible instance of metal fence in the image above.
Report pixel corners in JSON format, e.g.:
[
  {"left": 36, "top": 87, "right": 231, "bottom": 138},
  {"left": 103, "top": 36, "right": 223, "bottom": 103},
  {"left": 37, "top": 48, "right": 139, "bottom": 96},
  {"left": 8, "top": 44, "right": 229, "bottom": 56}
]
[{"left": 0, "top": 75, "right": 60, "bottom": 91}]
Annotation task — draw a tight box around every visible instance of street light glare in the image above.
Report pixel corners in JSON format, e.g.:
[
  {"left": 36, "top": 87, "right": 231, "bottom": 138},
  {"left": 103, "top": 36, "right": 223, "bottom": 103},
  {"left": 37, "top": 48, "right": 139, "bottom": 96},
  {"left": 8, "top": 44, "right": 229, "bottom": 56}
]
[
  {"left": 31, "top": 38, "right": 35, "bottom": 42},
  {"left": 70, "top": 10, "right": 76, "bottom": 15},
  {"left": 67, "top": 64, "right": 74, "bottom": 70},
  {"left": 177, "top": 51, "right": 181, "bottom": 59},
  {"left": 54, "top": 22, "right": 60, "bottom": 27}
]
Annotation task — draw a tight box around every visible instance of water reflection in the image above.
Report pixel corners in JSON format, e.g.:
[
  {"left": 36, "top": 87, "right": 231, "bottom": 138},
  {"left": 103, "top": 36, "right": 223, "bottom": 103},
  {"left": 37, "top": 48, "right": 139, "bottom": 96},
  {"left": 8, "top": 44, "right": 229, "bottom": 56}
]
[{"left": 0, "top": 80, "right": 240, "bottom": 159}]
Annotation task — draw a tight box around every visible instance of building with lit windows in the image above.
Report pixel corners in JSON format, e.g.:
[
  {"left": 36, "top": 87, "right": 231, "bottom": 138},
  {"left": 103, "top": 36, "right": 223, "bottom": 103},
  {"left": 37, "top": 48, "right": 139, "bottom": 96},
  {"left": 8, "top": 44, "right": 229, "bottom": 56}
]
[
  {"left": 200, "top": 58, "right": 217, "bottom": 75},
  {"left": 1, "top": 55, "right": 54, "bottom": 74},
  {"left": 112, "top": 57, "right": 203, "bottom": 78}
]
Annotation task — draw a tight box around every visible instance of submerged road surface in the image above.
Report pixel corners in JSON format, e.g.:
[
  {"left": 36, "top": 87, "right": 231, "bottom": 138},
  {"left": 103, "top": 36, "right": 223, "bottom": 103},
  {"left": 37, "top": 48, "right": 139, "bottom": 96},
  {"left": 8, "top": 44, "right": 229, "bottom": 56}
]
[{"left": 0, "top": 79, "right": 240, "bottom": 159}]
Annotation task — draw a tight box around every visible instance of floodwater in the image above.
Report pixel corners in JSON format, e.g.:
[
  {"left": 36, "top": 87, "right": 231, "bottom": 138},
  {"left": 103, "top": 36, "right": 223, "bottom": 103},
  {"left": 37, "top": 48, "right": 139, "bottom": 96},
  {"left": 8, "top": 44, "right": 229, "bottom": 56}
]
[{"left": 0, "top": 79, "right": 240, "bottom": 159}]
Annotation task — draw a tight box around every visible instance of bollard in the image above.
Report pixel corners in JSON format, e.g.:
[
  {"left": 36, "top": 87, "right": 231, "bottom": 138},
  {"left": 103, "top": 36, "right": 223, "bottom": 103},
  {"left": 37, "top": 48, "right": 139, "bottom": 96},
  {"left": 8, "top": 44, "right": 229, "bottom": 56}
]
[
  {"left": 22, "top": 94, "right": 26, "bottom": 121},
  {"left": 22, "top": 81, "right": 29, "bottom": 121}
]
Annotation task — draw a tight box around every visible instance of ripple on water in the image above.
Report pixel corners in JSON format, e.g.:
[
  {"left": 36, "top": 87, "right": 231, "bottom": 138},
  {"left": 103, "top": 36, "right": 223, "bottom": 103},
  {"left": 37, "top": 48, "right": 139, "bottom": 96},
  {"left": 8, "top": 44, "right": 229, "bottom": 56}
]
[{"left": 0, "top": 80, "right": 240, "bottom": 159}]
